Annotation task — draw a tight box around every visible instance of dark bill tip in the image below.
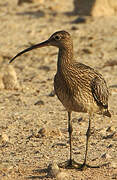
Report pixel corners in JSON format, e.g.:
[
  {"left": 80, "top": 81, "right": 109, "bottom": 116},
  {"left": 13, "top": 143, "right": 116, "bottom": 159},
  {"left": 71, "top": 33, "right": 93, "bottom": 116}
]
[{"left": 9, "top": 40, "right": 50, "bottom": 63}]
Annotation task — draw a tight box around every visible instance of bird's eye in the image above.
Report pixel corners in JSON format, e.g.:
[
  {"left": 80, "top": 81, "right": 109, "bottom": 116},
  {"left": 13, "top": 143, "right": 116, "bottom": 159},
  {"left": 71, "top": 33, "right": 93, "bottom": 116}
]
[{"left": 55, "top": 35, "right": 61, "bottom": 40}]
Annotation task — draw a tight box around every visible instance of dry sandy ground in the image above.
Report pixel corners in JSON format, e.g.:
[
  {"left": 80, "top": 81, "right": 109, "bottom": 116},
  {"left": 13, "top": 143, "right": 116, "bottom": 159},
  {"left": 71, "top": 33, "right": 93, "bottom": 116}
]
[{"left": 0, "top": 0, "right": 117, "bottom": 179}]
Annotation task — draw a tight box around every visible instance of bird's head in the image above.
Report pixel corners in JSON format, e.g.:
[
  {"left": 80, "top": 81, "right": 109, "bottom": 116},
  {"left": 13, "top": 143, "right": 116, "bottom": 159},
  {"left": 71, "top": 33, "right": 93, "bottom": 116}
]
[
  {"left": 48, "top": 30, "right": 72, "bottom": 48},
  {"left": 9, "top": 30, "right": 73, "bottom": 63}
]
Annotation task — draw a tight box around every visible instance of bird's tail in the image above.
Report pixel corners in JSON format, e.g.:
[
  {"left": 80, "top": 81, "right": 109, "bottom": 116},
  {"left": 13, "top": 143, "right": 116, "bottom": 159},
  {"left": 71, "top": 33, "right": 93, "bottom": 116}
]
[{"left": 103, "top": 109, "right": 111, "bottom": 117}]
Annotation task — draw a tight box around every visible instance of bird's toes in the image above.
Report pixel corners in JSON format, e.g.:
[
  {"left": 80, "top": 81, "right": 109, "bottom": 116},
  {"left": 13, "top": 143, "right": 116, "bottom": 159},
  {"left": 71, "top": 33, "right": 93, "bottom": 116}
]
[{"left": 77, "top": 163, "right": 104, "bottom": 171}]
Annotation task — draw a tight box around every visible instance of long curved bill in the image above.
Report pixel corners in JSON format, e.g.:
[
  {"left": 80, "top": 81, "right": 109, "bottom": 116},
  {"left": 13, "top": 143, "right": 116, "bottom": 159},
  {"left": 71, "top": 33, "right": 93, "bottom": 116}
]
[{"left": 9, "top": 39, "right": 50, "bottom": 63}]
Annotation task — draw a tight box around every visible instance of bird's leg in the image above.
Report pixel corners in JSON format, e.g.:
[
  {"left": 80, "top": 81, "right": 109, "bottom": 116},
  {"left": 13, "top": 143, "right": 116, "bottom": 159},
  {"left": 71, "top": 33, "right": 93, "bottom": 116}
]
[
  {"left": 68, "top": 111, "right": 73, "bottom": 166},
  {"left": 84, "top": 116, "right": 91, "bottom": 165},
  {"left": 79, "top": 115, "right": 92, "bottom": 170},
  {"left": 60, "top": 111, "right": 81, "bottom": 169},
  {"left": 59, "top": 111, "right": 79, "bottom": 169},
  {"left": 78, "top": 114, "right": 108, "bottom": 170}
]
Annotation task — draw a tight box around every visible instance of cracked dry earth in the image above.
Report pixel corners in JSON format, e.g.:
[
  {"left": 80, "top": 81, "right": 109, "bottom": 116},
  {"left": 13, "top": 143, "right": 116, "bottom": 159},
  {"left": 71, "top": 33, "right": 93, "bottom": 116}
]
[{"left": 0, "top": 0, "right": 117, "bottom": 179}]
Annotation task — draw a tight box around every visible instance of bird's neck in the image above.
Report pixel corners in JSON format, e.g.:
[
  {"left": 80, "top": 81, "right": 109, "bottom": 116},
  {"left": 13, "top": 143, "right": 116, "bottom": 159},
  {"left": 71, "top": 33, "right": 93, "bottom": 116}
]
[{"left": 57, "top": 46, "right": 74, "bottom": 72}]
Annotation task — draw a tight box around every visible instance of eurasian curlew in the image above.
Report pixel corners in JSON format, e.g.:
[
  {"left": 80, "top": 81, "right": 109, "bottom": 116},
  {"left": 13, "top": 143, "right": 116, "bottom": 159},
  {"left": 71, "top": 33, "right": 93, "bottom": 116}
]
[{"left": 9, "top": 30, "right": 111, "bottom": 170}]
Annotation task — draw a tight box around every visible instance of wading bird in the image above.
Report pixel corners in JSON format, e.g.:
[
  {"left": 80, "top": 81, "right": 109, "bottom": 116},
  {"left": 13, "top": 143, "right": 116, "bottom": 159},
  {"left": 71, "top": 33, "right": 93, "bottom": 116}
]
[{"left": 9, "top": 30, "right": 111, "bottom": 170}]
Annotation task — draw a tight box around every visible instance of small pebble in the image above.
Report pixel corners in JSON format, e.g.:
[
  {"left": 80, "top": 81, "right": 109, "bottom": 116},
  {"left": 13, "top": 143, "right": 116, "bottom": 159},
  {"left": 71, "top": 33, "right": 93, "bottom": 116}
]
[
  {"left": 106, "top": 126, "right": 116, "bottom": 132},
  {"left": 0, "top": 133, "right": 9, "bottom": 144},
  {"left": 48, "top": 90, "right": 55, "bottom": 97},
  {"left": 101, "top": 153, "right": 111, "bottom": 159},
  {"left": 37, "top": 127, "right": 47, "bottom": 137},
  {"left": 34, "top": 100, "right": 44, "bottom": 106},
  {"left": 49, "top": 162, "right": 69, "bottom": 180}
]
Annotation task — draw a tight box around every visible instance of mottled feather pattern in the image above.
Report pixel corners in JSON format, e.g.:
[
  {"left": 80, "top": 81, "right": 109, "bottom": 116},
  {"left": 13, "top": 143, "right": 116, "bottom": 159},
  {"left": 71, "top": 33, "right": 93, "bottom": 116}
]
[{"left": 91, "top": 76, "right": 109, "bottom": 108}]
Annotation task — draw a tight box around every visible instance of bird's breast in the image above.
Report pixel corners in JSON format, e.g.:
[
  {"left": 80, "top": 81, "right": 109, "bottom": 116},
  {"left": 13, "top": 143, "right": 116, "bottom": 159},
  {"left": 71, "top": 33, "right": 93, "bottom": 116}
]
[{"left": 54, "top": 72, "right": 99, "bottom": 113}]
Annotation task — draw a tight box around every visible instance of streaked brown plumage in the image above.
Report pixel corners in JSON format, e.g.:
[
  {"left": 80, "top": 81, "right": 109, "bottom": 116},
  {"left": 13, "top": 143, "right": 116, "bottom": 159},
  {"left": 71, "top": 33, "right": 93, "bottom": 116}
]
[{"left": 9, "top": 30, "right": 111, "bottom": 169}]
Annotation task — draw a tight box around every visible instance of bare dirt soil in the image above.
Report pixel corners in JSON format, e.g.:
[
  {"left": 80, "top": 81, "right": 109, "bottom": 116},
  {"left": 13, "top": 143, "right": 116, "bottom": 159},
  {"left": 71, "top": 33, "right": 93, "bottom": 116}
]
[{"left": 0, "top": 0, "right": 117, "bottom": 179}]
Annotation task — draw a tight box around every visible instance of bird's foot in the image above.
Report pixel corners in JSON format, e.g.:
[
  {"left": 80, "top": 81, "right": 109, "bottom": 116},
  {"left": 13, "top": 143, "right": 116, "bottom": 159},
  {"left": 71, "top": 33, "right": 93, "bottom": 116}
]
[
  {"left": 58, "top": 159, "right": 82, "bottom": 169},
  {"left": 59, "top": 160, "right": 109, "bottom": 170},
  {"left": 77, "top": 162, "right": 110, "bottom": 171},
  {"left": 77, "top": 162, "right": 91, "bottom": 171}
]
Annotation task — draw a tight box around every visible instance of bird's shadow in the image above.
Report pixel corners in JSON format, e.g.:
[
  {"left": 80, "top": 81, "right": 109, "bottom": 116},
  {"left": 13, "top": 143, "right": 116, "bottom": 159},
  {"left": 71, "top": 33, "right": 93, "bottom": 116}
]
[
  {"left": 26, "top": 166, "right": 52, "bottom": 179},
  {"left": 16, "top": 10, "right": 45, "bottom": 18}
]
